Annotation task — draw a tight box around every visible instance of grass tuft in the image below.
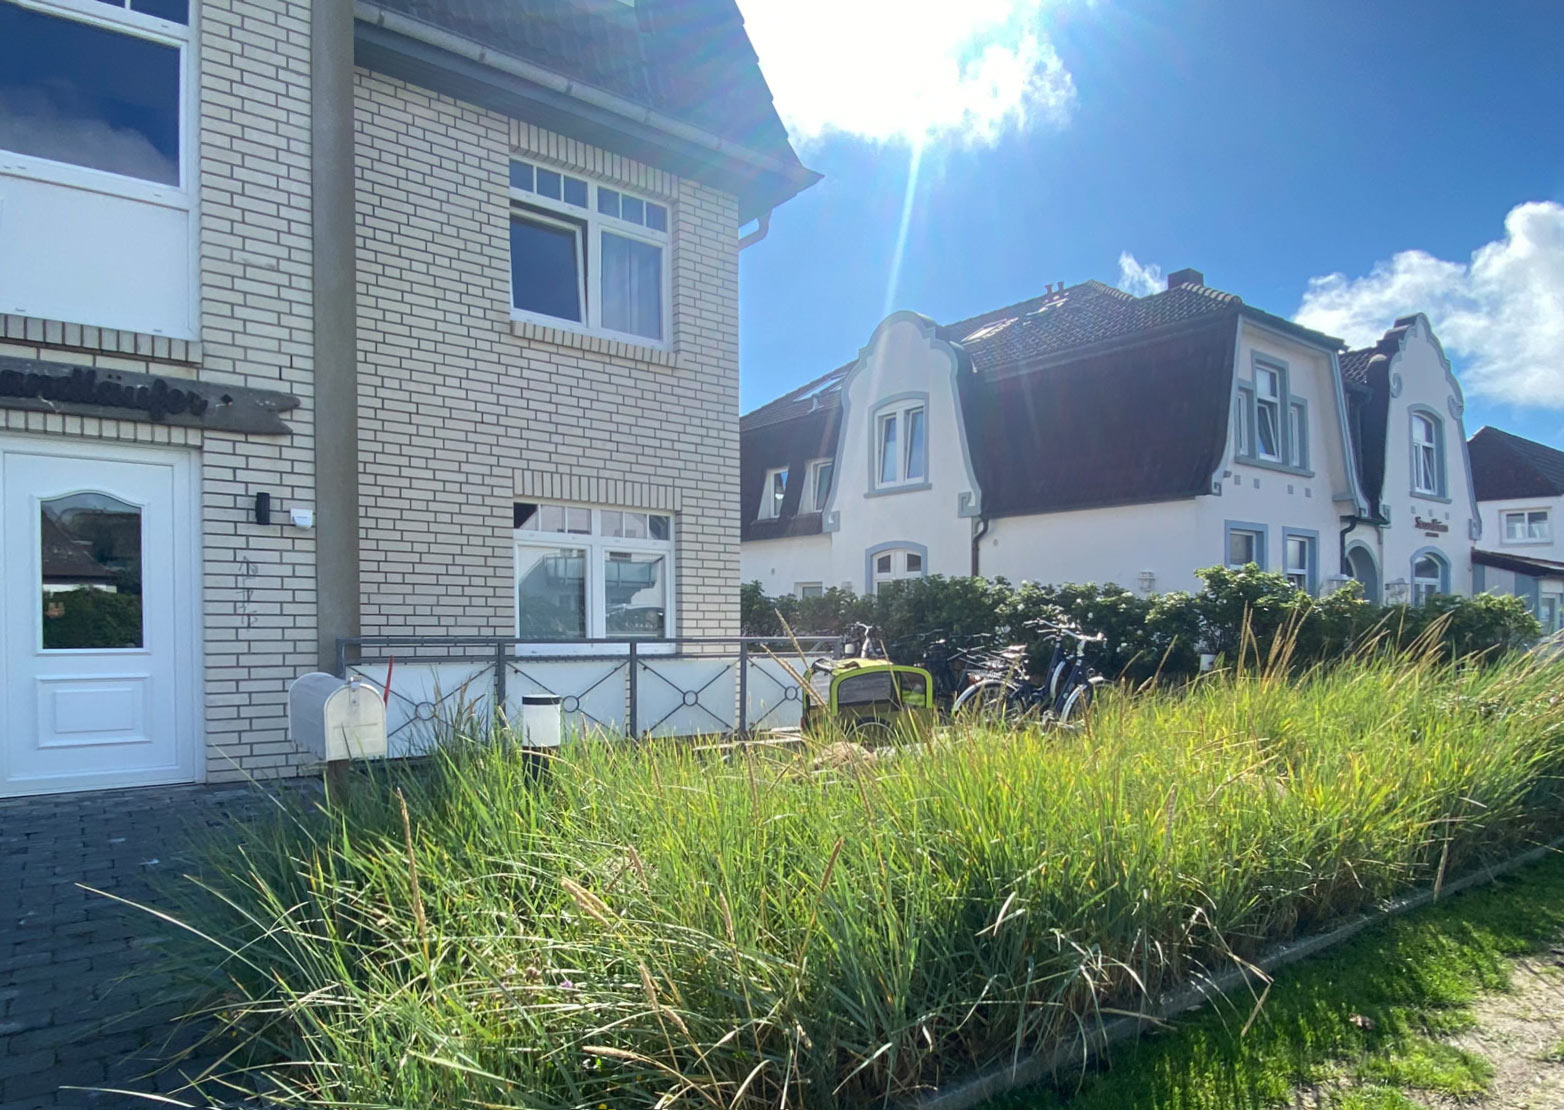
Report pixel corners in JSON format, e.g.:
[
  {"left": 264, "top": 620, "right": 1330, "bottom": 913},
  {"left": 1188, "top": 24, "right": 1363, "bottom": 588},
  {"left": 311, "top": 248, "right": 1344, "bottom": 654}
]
[{"left": 151, "top": 648, "right": 1564, "bottom": 1108}]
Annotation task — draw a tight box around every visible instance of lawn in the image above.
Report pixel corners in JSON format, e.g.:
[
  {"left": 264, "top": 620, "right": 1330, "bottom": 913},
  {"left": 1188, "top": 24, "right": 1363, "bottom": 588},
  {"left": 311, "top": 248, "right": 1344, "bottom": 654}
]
[
  {"left": 155, "top": 648, "right": 1564, "bottom": 1108},
  {"left": 992, "top": 848, "right": 1564, "bottom": 1109}
]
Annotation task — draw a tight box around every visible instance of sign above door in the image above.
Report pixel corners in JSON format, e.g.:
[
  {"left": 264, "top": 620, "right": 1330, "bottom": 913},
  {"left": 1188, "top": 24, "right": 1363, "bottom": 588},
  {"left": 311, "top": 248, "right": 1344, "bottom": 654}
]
[{"left": 0, "top": 355, "right": 300, "bottom": 435}]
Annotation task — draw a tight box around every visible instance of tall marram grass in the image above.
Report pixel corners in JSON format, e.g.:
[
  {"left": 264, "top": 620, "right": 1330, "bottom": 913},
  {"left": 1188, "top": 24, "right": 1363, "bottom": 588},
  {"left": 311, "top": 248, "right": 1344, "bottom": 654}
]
[{"left": 163, "top": 648, "right": 1564, "bottom": 1108}]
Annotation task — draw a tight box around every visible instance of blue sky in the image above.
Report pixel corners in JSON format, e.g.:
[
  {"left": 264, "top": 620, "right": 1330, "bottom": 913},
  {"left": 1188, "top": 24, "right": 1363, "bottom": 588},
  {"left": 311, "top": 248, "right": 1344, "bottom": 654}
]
[{"left": 736, "top": 0, "right": 1564, "bottom": 449}]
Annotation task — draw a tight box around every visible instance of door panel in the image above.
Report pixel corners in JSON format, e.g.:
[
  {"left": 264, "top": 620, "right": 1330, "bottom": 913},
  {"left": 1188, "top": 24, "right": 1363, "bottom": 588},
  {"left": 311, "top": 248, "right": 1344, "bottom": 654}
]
[{"left": 1, "top": 439, "right": 197, "bottom": 795}]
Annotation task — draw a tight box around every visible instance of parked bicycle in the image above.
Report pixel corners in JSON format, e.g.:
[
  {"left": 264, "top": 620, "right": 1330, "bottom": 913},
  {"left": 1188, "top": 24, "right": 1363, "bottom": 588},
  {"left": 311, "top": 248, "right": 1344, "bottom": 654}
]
[{"left": 950, "top": 619, "right": 1107, "bottom": 726}]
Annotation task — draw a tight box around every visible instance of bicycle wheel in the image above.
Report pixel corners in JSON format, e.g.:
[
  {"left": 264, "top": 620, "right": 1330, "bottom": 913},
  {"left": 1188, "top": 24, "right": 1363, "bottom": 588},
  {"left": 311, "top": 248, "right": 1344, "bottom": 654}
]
[
  {"left": 952, "top": 679, "right": 1020, "bottom": 725},
  {"left": 1057, "top": 679, "right": 1099, "bottom": 726}
]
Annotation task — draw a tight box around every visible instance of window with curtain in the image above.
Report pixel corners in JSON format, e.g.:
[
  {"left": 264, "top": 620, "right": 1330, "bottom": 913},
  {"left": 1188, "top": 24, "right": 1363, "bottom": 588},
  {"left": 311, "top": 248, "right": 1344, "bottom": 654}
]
[
  {"left": 1254, "top": 366, "right": 1281, "bottom": 460},
  {"left": 514, "top": 502, "right": 673, "bottom": 640},
  {"left": 1411, "top": 413, "right": 1442, "bottom": 495},
  {"left": 874, "top": 401, "right": 928, "bottom": 489},
  {"left": 509, "top": 159, "right": 669, "bottom": 344}
]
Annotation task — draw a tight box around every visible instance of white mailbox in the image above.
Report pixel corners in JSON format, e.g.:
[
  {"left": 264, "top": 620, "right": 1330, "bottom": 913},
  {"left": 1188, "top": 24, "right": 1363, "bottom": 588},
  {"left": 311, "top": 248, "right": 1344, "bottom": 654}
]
[{"left": 289, "top": 672, "right": 388, "bottom": 761}]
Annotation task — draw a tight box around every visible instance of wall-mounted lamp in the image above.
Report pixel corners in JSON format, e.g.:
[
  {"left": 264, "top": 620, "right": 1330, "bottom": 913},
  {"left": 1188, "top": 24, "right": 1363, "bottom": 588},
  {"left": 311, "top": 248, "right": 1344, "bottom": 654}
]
[{"left": 254, "top": 492, "right": 271, "bottom": 525}]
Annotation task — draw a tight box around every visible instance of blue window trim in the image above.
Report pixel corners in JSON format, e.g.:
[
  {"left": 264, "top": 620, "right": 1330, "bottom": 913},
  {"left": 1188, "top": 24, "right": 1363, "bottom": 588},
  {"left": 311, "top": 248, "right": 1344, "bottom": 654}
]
[
  {"left": 1224, "top": 519, "right": 1269, "bottom": 570},
  {"left": 868, "top": 391, "right": 930, "bottom": 495},
  {"left": 1231, "top": 353, "right": 1314, "bottom": 477},
  {"left": 864, "top": 540, "right": 929, "bottom": 595},
  {"left": 1409, "top": 546, "right": 1450, "bottom": 599},
  {"left": 1407, "top": 405, "right": 1450, "bottom": 502},
  {"left": 1281, "top": 527, "right": 1320, "bottom": 595}
]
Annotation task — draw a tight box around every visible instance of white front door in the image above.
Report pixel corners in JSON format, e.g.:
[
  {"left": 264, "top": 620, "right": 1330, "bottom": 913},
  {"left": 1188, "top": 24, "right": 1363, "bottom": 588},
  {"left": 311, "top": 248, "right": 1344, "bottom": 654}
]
[{"left": 1, "top": 437, "right": 199, "bottom": 795}]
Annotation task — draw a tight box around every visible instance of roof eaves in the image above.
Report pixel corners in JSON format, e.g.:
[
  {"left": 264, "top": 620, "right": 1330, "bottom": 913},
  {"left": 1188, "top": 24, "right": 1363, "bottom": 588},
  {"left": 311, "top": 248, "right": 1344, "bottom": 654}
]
[{"left": 353, "top": 1, "right": 820, "bottom": 220}]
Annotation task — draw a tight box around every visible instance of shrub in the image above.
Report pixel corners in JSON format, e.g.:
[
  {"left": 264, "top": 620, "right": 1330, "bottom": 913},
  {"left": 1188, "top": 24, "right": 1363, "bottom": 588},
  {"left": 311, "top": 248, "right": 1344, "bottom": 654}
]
[{"left": 742, "top": 570, "right": 1541, "bottom": 681}]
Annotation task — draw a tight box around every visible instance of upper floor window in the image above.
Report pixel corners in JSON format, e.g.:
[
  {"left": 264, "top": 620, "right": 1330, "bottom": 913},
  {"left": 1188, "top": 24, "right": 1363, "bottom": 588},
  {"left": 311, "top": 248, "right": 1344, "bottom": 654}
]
[
  {"left": 1410, "top": 411, "right": 1445, "bottom": 497},
  {"left": 875, "top": 402, "right": 927, "bottom": 489},
  {"left": 803, "top": 458, "right": 834, "bottom": 513},
  {"left": 757, "top": 467, "right": 787, "bottom": 521},
  {"left": 1253, "top": 366, "right": 1282, "bottom": 461},
  {"left": 514, "top": 502, "right": 672, "bottom": 640},
  {"left": 0, "top": 1, "right": 188, "bottom": 192},
  {"left": 509, "top": 159, "right": 669, "bottom": 345},
  {"left": 1233, "top": 358, "right": 1308, "bottom": 471},
  {"left": 1502, "top": 509, "right": 1550, "bottom": 544},
  {"left": 1411, "top": 550, "right": 1448, "bottom": 605}
]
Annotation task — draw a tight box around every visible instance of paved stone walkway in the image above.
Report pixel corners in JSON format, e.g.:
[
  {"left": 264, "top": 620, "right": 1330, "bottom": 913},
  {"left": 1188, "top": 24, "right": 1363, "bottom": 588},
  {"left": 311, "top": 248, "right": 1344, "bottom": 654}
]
[{"left": 0, "top": 782, "right": 311, "bottom": 1110}]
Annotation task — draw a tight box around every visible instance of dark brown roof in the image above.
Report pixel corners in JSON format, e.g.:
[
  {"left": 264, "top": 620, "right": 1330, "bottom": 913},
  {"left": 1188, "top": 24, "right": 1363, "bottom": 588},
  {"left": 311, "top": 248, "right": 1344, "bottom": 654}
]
[
  {"left": 740, "top": 406, "right": 838, "bottom": 542},
  {"left": 369, "top": 0, "right": 803, "bottom": 168},
  {"left": 1471, "top": 546, "right": 1564, "bottom": 579},
  {"left": 1468, "top": 426, "right": 1564, "bottom": 501},
  {"left": 966, "top": 314, "right": 1239, "bottom": 516},
  {"left": 742, "top": 275, "right": 1349, "bottom": 528}
]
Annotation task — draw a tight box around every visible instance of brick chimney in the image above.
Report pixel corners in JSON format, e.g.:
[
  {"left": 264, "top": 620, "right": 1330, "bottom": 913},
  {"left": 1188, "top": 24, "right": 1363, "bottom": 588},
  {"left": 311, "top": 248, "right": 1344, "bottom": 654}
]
[{"left": 1167, "top": 267, "right": 1204, "bottom": 289}]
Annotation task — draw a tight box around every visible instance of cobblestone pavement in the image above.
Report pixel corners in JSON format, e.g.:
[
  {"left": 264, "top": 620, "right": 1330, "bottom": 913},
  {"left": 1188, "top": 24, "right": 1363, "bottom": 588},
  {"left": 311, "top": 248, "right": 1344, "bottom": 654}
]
[{"left": 0, "top": 781, "right": 312, "bottom": 1110}]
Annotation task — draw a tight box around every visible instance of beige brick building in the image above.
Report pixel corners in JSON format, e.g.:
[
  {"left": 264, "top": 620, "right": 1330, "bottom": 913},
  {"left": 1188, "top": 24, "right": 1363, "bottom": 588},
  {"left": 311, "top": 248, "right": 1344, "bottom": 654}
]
[{"left": 0, "top": 0, "right": 814, "bottom": 795}]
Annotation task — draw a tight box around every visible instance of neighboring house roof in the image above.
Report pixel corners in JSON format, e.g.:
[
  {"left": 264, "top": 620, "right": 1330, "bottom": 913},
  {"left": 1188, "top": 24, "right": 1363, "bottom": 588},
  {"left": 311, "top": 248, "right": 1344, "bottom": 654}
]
[
  {"left": 357, "top": 0, "right": 818, "bottom": 220},
  {"left": 741, "top": 273, "right": 1342, "bottom": 535},
  {"left": 1471, "top": 546, "right": 1564, "bottom": 580},
  {"left": 1468, "top": 425, "right": 1564, "bottom": 501}
]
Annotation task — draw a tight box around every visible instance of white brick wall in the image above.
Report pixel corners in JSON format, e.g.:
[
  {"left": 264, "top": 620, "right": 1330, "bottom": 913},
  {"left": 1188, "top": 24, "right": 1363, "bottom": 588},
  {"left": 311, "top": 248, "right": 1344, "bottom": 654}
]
[
  {"left": 196, "top": 0, "right": 317, "bottom": 779},
  {"left": 354, "top": 73, "right": 742, "bottom": 640}
]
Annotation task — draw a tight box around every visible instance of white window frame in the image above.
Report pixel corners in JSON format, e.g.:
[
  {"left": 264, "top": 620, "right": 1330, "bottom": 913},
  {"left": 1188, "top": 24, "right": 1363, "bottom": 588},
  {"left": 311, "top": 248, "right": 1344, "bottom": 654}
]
[
  {"left": 874, "top": 401, "right": 928, "bottom": 490},
  {"left": 1283, "top": 532, "right": 1315, "bottom": 594},
  {"left": 1411, "top": 412, "right": 1443, "bottom": 496},
  {"left": 0, "top": 0, "right": 193, "bottom": 210},
  {"left": 1253, "top": 366, "right": 1282, "bottom": 462},
  {"left": 1411, "top": 552, "right": 1446, "bottom": 605},
  {"left": 870, "top": 547, "right": 925, "bottom": 594},
  {"left": 1287, "top": 402, "right": 1307, "bottom": 469},
  {"left": 1500, "top": 508, "right": 1550, "bottom": 545},
  {"left": 1225, "top": 525, "right": 1265, "bottom": 570},
  {"left": 757, "top": 467, "right": 788, "bottom": 521},
  {"left": 513, "top": 503, "right": 675, "bottom": 650},
  {"left": 1233, "top": 394, "right": 1249, "bottom": 457},
  {"left": 803, "top": 457, "right": 834, "bottom": 513},
  {"left": 508, "top": 160, "right": 671, "bottom": 348}
]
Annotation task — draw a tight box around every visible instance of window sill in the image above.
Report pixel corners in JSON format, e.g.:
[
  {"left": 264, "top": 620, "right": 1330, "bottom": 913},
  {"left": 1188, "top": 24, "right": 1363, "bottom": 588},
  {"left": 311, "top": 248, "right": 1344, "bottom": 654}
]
[
  {"left": 1234, "top": 454, "right": 1314, "bottom": 478},
  {"left": 1, "top": 312, "right": 201, "bottom": 363},
  {"left": 509, "top": 317, "right": 676, "bottom": 367},
  {"left": 866, "top": 480, "right": 933, "bottom": 498},
  {"left": 1499, "top": 538, "right": 1553, "bottom": 547},
  {"left": 1409, "top": 490, "right": 1452, "bottom": 504}
]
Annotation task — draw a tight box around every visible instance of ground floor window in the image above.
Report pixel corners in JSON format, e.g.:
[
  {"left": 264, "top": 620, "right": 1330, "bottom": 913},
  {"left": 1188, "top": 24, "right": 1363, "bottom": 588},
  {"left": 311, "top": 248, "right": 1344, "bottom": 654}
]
[
  {"left": 869, "top": 546, "right": 924, "bottom": 594},
  {"left": 796, "top": 582, "right": 823, "bottom": 600},
  {"left": 1538, "top": 594, "right": 1559, "bottom": 636},
  {"left": 514, "top": 502, "right": 672, "bottom": 640},
  {"left": 1411, "top": 550, "right": 1448, "bottom": 605},
  {"left": 1225, "top": 521, "right": 1267, "bottom": 570},
  {"left": 1283, "top": 530, "right": 1317, "bottom": 595}
]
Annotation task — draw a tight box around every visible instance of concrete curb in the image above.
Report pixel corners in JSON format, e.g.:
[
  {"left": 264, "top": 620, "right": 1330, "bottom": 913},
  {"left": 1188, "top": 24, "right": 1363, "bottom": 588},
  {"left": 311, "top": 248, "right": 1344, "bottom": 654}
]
[{"left": 904, "top": 835, "right": 1564, "bottom": 1110}]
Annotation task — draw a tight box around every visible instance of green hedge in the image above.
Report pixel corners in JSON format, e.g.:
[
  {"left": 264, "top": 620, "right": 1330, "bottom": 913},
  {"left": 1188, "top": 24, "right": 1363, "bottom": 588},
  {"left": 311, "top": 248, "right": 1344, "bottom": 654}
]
[{"left": 742, "top": 567, "right": 1541, "bottom": 682}]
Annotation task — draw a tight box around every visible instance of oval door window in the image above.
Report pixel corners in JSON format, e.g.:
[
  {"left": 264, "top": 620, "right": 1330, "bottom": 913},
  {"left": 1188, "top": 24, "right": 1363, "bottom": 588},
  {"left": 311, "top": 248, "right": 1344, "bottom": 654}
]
[{"left": 40, "top": 492, "right": 143, "bottom": 650}]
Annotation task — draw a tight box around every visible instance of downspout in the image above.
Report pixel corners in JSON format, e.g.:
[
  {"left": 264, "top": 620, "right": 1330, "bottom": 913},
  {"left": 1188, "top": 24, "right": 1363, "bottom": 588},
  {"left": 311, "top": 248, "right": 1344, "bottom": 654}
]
[
  {"left": 971, "top": 515, "right": 991, "bottom": 576},
  {"left": 738, "top": 211, "right": 772, "bottom": 251}
]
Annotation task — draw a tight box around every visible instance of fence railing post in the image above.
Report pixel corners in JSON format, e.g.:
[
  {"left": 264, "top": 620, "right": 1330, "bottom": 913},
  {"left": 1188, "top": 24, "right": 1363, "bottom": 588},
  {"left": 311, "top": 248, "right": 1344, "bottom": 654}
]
[
  {"left": 494, "top": 640, "right": 507, "bottom": 718},
  {"left": 628, "top": 640, "right": 638, "bottom": 739},
  {"left": 738, "top": 640, "right": 749, "bottom": 736}
]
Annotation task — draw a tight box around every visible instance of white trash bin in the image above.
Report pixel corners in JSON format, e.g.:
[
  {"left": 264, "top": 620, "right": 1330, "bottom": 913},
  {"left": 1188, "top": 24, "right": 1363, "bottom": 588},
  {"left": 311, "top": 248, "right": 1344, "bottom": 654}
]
[{"left": 519, "top": 694, "right": 564, "bottom": 748}]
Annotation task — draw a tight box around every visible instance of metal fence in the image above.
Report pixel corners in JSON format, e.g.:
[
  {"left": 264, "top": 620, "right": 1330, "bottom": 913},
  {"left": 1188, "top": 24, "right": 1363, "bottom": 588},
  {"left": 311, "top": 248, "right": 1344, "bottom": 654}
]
[{"left": 334, "top": 635, "right": 839, "bottom": 754}]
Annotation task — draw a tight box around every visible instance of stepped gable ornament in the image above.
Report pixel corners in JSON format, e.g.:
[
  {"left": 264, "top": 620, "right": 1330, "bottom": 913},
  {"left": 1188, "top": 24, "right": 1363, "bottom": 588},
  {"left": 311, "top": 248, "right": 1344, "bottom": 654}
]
[{"left": 0, "top": 355, "right": 299, "bottom": 435}]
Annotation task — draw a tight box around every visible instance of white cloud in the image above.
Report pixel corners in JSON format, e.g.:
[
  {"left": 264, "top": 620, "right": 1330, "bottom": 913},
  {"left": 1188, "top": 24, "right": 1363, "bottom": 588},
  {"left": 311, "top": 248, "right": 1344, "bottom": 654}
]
[
  {"left": 737, "top": 0, "right": 1076, "bottom": 146},
  {"left": 1296, "top": 202, "right": 1564, "bottom": 408},
  {"left": 1116, "top": 252, "right": 1163, "bottom": 297}
]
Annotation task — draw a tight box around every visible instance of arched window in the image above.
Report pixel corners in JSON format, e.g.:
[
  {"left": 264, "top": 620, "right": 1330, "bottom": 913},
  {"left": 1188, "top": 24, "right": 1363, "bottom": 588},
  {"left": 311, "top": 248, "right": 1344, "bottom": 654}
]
[
  {"left": 868, "top": 545, "right": 925, "bottom": 594},
  {"left": 1411, "top": 550, "right": 1448, "bottom": 605}
]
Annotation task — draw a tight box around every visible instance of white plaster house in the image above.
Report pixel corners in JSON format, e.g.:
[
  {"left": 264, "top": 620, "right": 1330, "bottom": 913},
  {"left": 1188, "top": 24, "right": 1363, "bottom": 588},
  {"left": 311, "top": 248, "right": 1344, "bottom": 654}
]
[
  {"left": 1467, "top": 426, "right": 1564, "bottom": 635},
  {"left": 0, "top": 0, "right": 814, "bottom": 796},
  {"left": 741, "top": 271, "right": 1480, "bottom": 606}
]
